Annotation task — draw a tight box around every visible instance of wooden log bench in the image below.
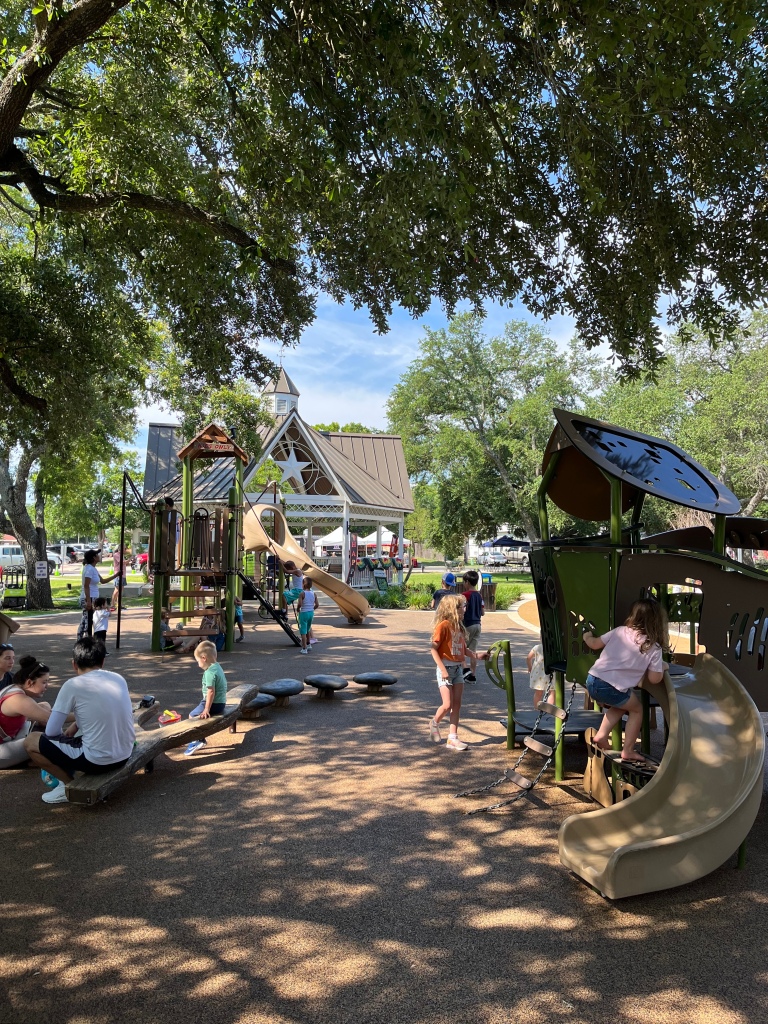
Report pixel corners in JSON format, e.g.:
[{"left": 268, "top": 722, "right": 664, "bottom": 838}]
[{"left": 65, "top": 683, "right": 259, "bottom": 806}]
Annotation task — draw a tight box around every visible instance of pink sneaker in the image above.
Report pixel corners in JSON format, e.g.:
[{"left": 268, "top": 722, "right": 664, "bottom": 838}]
[{"left": 446, "top": 736, "right": 469, "bottom": 751}]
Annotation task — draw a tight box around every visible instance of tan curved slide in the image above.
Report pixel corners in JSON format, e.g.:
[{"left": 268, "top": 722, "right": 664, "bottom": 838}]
[
  {"left": 243, "top": 504, "right": 370, "bottom": 624},
  {"left": 559, "top": 654, "right": 765, "bottom": 899}
]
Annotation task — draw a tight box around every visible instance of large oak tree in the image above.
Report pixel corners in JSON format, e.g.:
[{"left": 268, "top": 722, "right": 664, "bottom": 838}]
[{"left": 1, "top": 0, "right": 767, "bottom": 381}]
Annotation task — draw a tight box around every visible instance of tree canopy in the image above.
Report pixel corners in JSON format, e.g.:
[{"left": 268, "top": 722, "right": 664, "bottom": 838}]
[
  {"left": 391, "top": 310, "right": 768, "bottom": 553},
  {"left": 2, "top": 0, "right": 768, "bottom": 376}
]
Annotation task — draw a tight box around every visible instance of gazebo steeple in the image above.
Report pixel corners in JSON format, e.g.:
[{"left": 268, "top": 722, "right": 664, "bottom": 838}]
[{"left": 263, "top": 368, "right": 300, "bottom": 418}]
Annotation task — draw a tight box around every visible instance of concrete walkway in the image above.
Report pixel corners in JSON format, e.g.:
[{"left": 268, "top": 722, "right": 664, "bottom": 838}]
[{"left": 1, "top": 605, "right": 766, "bottom": 1023}]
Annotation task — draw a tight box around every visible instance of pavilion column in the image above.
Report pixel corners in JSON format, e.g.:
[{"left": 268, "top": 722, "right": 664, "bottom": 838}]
[
  {"left": 376, "top": 525, "right": 383, "bottom": 559},
  {"left": 398, "top": 519, "right": 405, "bottom": 584},
  {"left": 342, "top": 502, "right": 351, "bottom": 581}
]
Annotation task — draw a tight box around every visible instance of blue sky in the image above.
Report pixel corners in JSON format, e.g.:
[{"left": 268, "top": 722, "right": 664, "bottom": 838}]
[{"left": 131, "top": 295, "right": 577, "bottom": 457}]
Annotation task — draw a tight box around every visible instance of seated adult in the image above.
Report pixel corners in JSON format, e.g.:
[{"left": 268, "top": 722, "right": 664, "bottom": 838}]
[
  {"left": 0, "top": 651, "right": 53, "bottom": 767},
  {"left": 24, "top": 638, "right": 135, "bottom": 805}
]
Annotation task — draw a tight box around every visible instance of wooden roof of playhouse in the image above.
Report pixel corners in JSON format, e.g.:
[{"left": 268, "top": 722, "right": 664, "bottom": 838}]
[{"left": 176, "top": 423, "right": 248, "bottom": 465}]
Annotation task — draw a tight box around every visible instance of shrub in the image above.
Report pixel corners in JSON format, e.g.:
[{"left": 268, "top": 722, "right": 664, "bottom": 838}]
[{"left": 494, "top": 583, "right": 524, "bottom": 609}]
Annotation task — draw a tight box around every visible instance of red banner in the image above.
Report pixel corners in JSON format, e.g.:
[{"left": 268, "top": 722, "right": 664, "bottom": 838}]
[{"left": 389, "top": 535, "right": 398, "bottom": 557}]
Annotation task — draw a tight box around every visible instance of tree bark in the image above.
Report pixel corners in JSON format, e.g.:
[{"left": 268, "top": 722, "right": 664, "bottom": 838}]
[{"left": 0, "top": 445, "right": 53, "bottom": 609}]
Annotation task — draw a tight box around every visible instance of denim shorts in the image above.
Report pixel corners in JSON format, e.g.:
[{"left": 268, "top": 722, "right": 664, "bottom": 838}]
[
  {"left": 586, "top": 673, "right": 632, "bottom": 708},
  {"left": 437, "top": 661, "right": 464, "bottom": 688}
]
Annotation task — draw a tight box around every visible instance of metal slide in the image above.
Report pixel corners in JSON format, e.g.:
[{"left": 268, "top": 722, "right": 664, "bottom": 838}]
[
  {"left": 559, "top": 654, "right": 765, "bottom": 899},
  {"left": 242, "top": 505, "right": 370, "bottom": 624}
]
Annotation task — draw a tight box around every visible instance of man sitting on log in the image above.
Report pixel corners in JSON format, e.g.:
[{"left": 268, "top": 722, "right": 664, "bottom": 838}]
[{"left": 24, "top": 638, "right": 134, "bottom": 806}]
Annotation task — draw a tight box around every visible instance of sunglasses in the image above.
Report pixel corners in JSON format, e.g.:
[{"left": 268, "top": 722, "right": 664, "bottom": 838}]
[{"left": 0, "top": 643, "right": 13, "bottom": 651}]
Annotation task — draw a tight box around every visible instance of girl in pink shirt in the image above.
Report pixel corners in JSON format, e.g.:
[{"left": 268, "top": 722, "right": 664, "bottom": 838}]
[{"left": 582, "top": 599, "right": 669, "bottom": 765}]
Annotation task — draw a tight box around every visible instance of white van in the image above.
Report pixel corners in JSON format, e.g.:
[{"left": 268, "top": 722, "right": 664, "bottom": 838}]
[{"left": 0, "top": 543, "right": 24, "bottom": 570}]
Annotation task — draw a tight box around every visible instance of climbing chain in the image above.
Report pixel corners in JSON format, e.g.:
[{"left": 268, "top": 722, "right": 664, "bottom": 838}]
[{"left": 457, "top": 676, "right": 579, "bottom": 814}]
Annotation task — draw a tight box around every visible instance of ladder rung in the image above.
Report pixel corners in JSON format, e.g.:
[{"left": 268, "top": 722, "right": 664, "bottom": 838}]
[
  {"left": 504, "top": 769, "right": 534, "bottom": 790},
  {"left": 537, "top": 701, "right": 567, "bottom": 720},
  {"left": 524, "top": 736, "right": 553, "bottom": 757}
]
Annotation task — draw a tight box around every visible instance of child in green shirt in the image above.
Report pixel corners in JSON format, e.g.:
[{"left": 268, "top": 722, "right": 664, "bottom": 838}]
[{"left": 185, "top": 641, "right": 228, "bottom": 755}]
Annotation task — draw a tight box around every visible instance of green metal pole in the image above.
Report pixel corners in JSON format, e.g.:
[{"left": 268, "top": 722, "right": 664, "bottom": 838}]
[
  {"left": 151, "top": 503, "right": 165, "bottom": 652},
  {"left": 181, "top": 455, "right": 194, "bottom": 624},
  {"left": 713, "top": 513, "right": 726, "bottom": 556},
  {"left": 225, "top": 486, "right": 237, "bottom": 651},
  {"left": 536, "top": 452, "right": 560, "bottom": 541},
  {"left": 608, "top": 475, "right": 624, "bottom": 757},
  {"left": 235, "top": 459, "right": 244, "bottom": 600},
  {"left": 501, "top": 640, "right": 515, "bottom": 750},
  {"left": 555, "top": 670, "right": 565, "bottom": 781}
]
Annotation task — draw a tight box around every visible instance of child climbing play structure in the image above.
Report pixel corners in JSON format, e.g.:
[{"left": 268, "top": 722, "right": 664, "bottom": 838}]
[{"left": 488, "top": 409, "right": 766, "bottom": 898}]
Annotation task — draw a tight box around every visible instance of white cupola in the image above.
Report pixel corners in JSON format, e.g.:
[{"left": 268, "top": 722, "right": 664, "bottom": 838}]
[{"left": 263, "top": 368, "right": 300, "bottom": 418}]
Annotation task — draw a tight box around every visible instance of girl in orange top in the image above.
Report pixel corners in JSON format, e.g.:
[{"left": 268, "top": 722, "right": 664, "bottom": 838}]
[{"left": 429, "top": 594, "right": 487, "bottom": 751}]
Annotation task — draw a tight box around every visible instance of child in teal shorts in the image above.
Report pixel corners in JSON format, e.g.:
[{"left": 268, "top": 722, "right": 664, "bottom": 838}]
[{"left": 297, "top": 578, "right": 318, "bottom": 653}]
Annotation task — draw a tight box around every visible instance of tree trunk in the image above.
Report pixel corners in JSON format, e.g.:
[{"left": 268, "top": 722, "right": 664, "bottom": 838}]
[{"left": 0, "top": 445, "right": 53, "bottom": 609}]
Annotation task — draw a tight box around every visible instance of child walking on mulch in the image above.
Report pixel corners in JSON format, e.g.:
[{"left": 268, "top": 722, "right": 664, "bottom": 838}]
[
  {"left": 582, "top": 599, "right": 669, "bottom": 765},
  {"left": 428, "top": 593, "right": 487, "bottom": 752}
]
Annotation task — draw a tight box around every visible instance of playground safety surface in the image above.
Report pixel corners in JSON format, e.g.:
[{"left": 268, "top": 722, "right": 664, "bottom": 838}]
[{"left": 2, "top": 605, "right": 768, "bottom": 1024}]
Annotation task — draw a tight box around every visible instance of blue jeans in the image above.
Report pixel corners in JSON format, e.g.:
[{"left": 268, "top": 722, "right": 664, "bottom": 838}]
[
  {"left": 189, "top": 700, "right": 226, "bottom": 718},
  {"left": 585, "top": 673, "right": 631, "bottom": 708}
]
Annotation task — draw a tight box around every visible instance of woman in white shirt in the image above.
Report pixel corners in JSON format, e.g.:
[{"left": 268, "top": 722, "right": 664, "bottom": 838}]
[{"left": 77, "top": 550, "right": 118, "bottom": 641}]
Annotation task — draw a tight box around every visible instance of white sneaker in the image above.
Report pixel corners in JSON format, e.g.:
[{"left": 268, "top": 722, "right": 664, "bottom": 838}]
[
  {"left": 446, "top": 736, "right": 469, "bottom": 752},
  {"left": 299, "top": 647, "right": 308, "bottom": 654},
  {"left": 429, "top": 718, "right": 442, "bottom": 743},
  {"left": 42, "top": 782, "right": 69, "bottom": 804}
]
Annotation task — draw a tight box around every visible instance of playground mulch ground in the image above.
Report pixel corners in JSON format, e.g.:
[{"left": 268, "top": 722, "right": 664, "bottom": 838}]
[{"left": 2, "top": 604, "right": 767, "bottom": 1024}]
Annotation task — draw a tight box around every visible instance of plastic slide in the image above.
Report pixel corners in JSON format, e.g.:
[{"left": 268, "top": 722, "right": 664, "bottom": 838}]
[
  {"left": 243, "top": 505, "right": 370, "bottom": 624},
  {"left": 559, "top": 654, "right": 765, "bottom": 899}
]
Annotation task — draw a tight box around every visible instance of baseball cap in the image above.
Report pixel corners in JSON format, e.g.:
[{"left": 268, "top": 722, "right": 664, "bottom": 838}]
[{"left": 442, "top": 572, "right": 456, "bottom": 586}]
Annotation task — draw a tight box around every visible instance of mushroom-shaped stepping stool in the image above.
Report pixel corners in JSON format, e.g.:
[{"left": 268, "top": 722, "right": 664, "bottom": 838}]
[
  {"left": 304, "top": 674, "right": 348, "bottom": 699},
  {"left": 241, "top": 693, "right": 277, "bottom": 720},
  {"left": 258, "top": 678, "right": 305, "bottom": 707},
  {"left": 352, "top": 672, "right": 398, "bottom": 694}
]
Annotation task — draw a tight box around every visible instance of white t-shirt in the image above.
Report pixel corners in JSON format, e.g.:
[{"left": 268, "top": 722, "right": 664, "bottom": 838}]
[
  {"left": 529, "top": 644, "right": 547, "bottom": 691},
  {"left": 51, "top": 670, "right": 134, "bottom": 764},
  {"left": 300, "top": 590, "right": 316, "bottom": 611},
  {"left": 81, "top": 564, "right": 100, "bottom": 600},
  {"left": 592, "top": 626, "right": 664, "bottom": 692},
  {"left": 93, "top": 608, "right": 110, "bottom": 633},
  {"left": 290, "top": 571, "right": 304, "bottom": 590}
]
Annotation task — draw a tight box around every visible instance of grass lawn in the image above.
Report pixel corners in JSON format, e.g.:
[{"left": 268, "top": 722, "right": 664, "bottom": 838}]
[{"left": 2, "top": 566, "right": 151, "bottom": 616}]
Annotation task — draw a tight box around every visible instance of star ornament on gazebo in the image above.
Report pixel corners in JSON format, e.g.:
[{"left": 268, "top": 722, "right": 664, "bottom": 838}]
[{"left": 274, "top": 447, "right": 310, "bottom": 487}]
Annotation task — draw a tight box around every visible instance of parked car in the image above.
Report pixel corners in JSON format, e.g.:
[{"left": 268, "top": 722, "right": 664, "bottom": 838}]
[
  {"left": 481, "top": 551, "right": 508, "bottom": 566},
  {"left": 45, "top": 549, "right": 64, "bottom": 570},
  {"left": 1, "top": 544, "right": 61, "bottom": 575},
  {"left": 0, "top": 543, "right": 24, "bottom": 571}
]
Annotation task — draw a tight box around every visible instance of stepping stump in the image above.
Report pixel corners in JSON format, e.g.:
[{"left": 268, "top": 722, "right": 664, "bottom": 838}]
[
  {"left": 304, "top": 674, "right": 348, "bottom": 699},
  {"left": 351, "top": 671, "right": 398, "bottom": 693},
  {"left": 258, "top": 678, "right": 305, "bottom": 707},
  {"left": 241, "top": 693, "right": 277, "bottom": 720}
]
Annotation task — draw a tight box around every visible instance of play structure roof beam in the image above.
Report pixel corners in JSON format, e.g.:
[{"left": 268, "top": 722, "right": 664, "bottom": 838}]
[{"left": 542, "top": 409, "right": 740, "bottom": 520}]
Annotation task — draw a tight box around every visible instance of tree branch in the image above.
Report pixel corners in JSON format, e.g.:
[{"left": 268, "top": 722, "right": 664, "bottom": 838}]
[
  {"left": 0, "top": 0, "right": 134, "bottom": 159},
  {"left": 0, "top": 358, "right": 48, "bottom": 413},
  {"left": 2, "top": 145, "right": 297, "bottom": 274}
]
